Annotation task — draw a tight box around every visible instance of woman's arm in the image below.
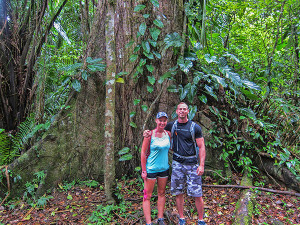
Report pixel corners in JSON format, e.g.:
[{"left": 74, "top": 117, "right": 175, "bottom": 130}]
[{"left": 141, "top": 135, "right": 151, "bottom": 178}]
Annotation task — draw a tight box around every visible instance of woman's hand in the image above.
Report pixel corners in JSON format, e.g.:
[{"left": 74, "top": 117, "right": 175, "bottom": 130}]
[{"left": 141, "top": 171, "right": 147, "bottom": 179}]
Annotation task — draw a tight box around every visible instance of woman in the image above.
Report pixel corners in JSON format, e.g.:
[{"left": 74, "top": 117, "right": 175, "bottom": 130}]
[{"left": 141, "top": 112, "right": 171, "bottom": 225}]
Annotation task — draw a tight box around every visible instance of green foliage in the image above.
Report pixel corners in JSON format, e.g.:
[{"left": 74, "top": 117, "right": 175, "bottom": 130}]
[
  {"left": 88, "top": 202, "right": 131, "bottom": 224},
  {"left": 23, "top": 171, "right": 53, "bottom": 207},
  {"left": 0, "top": 130, "right": 11, "bottom": 165},
  {"left": 0, "top": 114, "right": 52, "bottom": 166}
]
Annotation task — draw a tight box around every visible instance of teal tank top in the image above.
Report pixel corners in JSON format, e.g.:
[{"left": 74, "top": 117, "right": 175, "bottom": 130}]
[{"left": 146, "top": 132, "right": 170, "bottom": 173}]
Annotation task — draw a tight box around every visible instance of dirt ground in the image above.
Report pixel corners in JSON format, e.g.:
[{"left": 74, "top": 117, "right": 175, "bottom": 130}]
[{"left": 0, "top": 174, "right": 299, "bottom": 224}]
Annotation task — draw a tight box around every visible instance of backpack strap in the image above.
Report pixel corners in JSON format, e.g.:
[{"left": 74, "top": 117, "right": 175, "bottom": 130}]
[
  {"left": 190, "top": 121, "right": 197, "bottom": 150},
  {"left": 190, "top": 121, "right": 200, "bottom": 163}
]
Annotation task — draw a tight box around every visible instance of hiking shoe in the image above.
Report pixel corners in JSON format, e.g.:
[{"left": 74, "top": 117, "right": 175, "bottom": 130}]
[
  {"left": 178, "top": 218, "right": 186, "bottom": 225},
  {"left": 198, "top": 220, "right": 206, "bottom": 225},
  {"left": 157, "top": 218, "right": 165, "bottom": 225}
]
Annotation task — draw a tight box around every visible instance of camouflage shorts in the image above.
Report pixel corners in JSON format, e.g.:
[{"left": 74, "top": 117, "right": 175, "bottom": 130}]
[{"left": 171, "top": 160, "right": 203, "bottom": 197}]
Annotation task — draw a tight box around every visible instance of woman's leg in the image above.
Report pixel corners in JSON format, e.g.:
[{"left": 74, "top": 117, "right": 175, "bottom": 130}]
[
  {"left": 156, "top": 177, "right": 168, "bottom": 219},
  {"left": 143, "top": 178, "right": 156, "bottom": 224}
]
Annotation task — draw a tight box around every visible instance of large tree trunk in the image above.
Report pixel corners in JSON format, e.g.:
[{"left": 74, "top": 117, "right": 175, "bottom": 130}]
[
  {"left": 104, "top": 0, "right": 117, "bottom": 203},
  {"left": 5, "top": 0, "right": 186, "bottom": 197}
]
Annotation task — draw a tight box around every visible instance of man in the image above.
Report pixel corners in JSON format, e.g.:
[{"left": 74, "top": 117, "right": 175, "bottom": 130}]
[{"left": 144, "top": 102, "right": 206, "bottom": 225}]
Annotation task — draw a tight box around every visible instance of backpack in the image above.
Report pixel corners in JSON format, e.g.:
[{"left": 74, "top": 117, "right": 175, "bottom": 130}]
[{"left": 170, "top": 120, "right": 199, "bottom": 162}]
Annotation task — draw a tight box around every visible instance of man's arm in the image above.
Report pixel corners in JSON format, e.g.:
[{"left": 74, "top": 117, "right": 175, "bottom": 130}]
[
  {"left": 196, "top": 137, "right": 206, "bottom": 176},
  {"left": 143, "top": 130, "right": 151, "bottom": 138}
]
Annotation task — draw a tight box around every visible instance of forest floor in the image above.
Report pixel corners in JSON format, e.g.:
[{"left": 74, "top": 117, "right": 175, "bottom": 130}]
[{"left": 0, "top": 173, "right": 299, "bottom": 225}]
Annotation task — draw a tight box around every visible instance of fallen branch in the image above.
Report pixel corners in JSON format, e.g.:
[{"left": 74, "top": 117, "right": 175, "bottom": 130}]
[{"left": 203, "top": 184, "right": 300, "bottom": 197}]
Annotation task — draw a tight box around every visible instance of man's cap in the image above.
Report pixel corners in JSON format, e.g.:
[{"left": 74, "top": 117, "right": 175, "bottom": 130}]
[{"left": 156, "top": 112, "right": 168, "bottom": 119}]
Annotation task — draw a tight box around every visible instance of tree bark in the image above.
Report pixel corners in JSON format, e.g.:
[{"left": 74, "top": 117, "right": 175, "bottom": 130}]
[{"left": 104, "top": 0, "right": 117, "bottom": 203}]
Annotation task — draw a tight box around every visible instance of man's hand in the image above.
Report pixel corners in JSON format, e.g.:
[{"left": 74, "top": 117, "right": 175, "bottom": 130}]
[
  {"left": 141, "top": 171, "right": 147, "bottom": 179},
  {"left": 197, "top": 165, "right": 204, "bottom": 176},
  {"left": 143, "top": 130, "right": 151, "bottom": 138}
]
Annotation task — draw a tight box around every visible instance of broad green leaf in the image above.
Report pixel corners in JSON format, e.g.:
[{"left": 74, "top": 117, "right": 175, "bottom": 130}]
[
  {"left": 81, "top": 71, "right": 88, "bottom": 80},
  {"left": 139, "top": 58, "right": 147, "bottom": 66},
  {"left": 185, "top": 83, "right": 197, "bottom": 103},
  {"left": 72, "top": 79, "right": 81, "bottom": 92},
  {"left": 143, "top": 14, "right": 150, "bottom": 18},
  {"left": 177, "top": 58, "right": 193, "bottom": 74},
  {"left": 139, "top": 23, "right": 147, "bottom": 36},
  {"left": 158, "top": 71, "right": 172, "bottom": 83},
  {"left": 116, "top": 78, "right": 124, "bottom": 83},
  {"left": 243, "top": 80, "right": 261, "bottom": 91},
  {"left": 141, "top": 105, "right": 148, "bottom": 112},
  {"left": 134, "top": 45, "right": 141, "bottom": 53},
  {"left": 147, "top": 76, "right": 156, "bottom": 85},
  {"left": 147, "top": 86, "right": 154, "bottom": 93},
  {"left": 241, "top": 89, "right": 260, "bottom": 100},
  {"left": 198, "top": 95, "right": 207, "bottom": 104},
  {"left": 164, "top": 32, "right": 184, "bottom": 48},
  {"left": 143, "top": 51, "right": 154, "bottom": 59},
  {"left": 223, "top": 52, "right": 240, "bottom": 63},
  {"left": 153, "top": 51, "right": 161, "bottom": 59},
  {"left": 149, "top": 28, "right": 161, "bottom": 41},
  {"left": 153, "top": 19, "right": 164, "bottom": 28},
  {"left": 178, "top": 85, "right": 188, "bottom": 100},
  {"left": 134, "top": 4, "right": 146, "bottom": 12},
  {"left": 130, "top": 111, "right": 136, "bottom": 118},
  {"left": 137, "top": 65, "right": 143, "bottom": 74},
  {"left": 116, "top": 71, "right": 128, "bottom": 77},
  {"left": 146, "top": 65, "right": 154, "bottom": 73},
  {"left": 118, "top": 147, "right": 130, "bottom": 155},
  {"left": 239, "top": 108, "right": 256, "bottom": 119},
  {"left": 130, "top": 54, "right": 138, "bottom": 62},
  {"left": 119, "top": 154, "right": 133, "bottom": 161},
  {"left": 148, "top": 39, "right": 157, "bottom": 47},
  {"left": 87, "top": 64, "right": 105, "bottom": 72},
  {"left": 130, "top": 121, "right": 137, "bottom": 128},
  {"left": 167, "top": 84, "right": 178, "bottom": 92},
  {"left": 151, "top": 0, "right": 159, "bottom": 8},
  {"left": 133, "top": 99, "right": 140, "bottom": 105},
  {"left": 226, "top": 71, "right": 242, "bottom": 87},
  {"left": 210, "top": 74, "right": 227, "bottom": 87},
  {"left": 142, "top": 41, "right": 150, "bottom": 53},
  {"left": 188, "top": 105, "right": 197, "bottom": 120},
  {"left": 193, "top": 72, "right": 204, "bottom": 84},
  {"left": 204, "top": 85, "right": 218, "bottom": 100},
  {"left": 204, "top": 54, "right": 218, "bottom": 64}
]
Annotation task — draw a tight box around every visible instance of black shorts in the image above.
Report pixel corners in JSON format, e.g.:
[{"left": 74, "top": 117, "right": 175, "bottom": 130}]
[{"left": 147, "top": 169, "right": 169, "bottom": 179}]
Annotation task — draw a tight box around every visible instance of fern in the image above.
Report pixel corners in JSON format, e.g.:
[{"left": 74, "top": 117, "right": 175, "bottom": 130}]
[
  {"left": 11, "top": 114, "right": 36, "bottom": 156},
  {"left": 0, "top": 129, "right": 12, "bottom": 165},
  {"left": 0, "top": 114, "right": 47, "bottom": 165}
]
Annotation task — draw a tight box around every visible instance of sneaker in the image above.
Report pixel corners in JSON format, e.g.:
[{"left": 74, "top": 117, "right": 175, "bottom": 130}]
[
  {"left": 198, "top": 220, "right": 206, "bottom": 225},
  {"left": 157, "top": 218, "right": 165, "bottom": 225},
  {"left": 178, "top": 218, "right": 186, "bottom": 225}
]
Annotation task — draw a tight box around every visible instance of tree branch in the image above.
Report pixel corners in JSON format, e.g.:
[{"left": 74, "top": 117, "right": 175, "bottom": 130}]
[{"left": 202, "top": 184, "right": 300, "bottom": 197}]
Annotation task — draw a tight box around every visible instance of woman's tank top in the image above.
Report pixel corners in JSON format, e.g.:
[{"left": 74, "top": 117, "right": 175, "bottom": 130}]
[{"left": 146, "top": 132, "right": 170, "bottom": 173}]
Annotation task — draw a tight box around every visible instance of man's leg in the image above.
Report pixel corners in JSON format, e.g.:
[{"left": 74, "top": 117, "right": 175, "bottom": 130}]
[{"left": 195, "top": 196, "right": 204, "bottom": 220}]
